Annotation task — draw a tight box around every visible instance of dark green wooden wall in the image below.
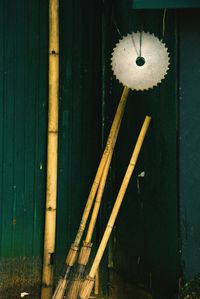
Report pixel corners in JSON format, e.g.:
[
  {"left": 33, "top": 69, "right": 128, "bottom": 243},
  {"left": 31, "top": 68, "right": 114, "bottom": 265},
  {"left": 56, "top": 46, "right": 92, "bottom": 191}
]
[
  {"left": 55, "top": 0, "right": 102, "bottom": 280},
  {"left": 179, "top": 9, "right": 200, "bottom": 282},
  {"left": 0, "top": 0, "right": 48, "bottom": 297},
  {"left": 101, "top": 4, "right": 179, "bottom": 299},
  {"left": 0, "top": 1, "right": 200, "bottom": 299},
  {"left": 101, "top": 3, "right": 200, "bottom": 299},
  {"left": 0, "top": 0, "right": 102, "bottom": 297}
]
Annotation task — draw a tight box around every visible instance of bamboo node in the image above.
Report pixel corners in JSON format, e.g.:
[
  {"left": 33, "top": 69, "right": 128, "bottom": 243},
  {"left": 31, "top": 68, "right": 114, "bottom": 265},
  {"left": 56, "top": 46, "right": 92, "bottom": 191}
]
[
  {"left": 42, "top": 283, "right": 54, "bottom": 288},
  {"left": 50, "top": 50, "right": 59, "bottom": 55},
  {"left": 66, "top": 243, "right": 79, "bottom": 266},
  {"left": 47, "top": 206, "right": 56, "bottom": 211},
  {"left": 48, "top": 129, "right": 58, "bottom": 134},
  {"left": 83, "top": 241, "right": 92, "bottom": 248}
]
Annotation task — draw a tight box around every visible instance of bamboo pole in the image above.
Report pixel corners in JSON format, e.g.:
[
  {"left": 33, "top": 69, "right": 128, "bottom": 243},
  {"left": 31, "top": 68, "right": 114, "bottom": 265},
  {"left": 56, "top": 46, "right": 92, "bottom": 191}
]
[
  {"left": 94, "top": 268, "right": 99, "bottom": 296},
  {"left": 85, "top": 147, "right": 113, "bottom": 244},
  {"left": 78, "top": 116, "right": 151, "bottom": 299},
  {"left": 41, "top": 0, "right": 59, "bottom": 298}
]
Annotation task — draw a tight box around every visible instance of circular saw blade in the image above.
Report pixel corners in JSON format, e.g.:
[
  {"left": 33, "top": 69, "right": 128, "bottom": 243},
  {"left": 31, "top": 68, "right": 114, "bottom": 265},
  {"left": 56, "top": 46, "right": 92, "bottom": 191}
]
[{"left": 111, "top": 32, "right": 170, "bottom": 91}]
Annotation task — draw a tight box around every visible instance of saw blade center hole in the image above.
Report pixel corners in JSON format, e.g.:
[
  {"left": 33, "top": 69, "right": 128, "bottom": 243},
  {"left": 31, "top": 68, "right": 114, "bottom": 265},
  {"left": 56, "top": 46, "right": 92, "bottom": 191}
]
[{"left": 136, "top": 56, "right": 145, "bottom": 67}]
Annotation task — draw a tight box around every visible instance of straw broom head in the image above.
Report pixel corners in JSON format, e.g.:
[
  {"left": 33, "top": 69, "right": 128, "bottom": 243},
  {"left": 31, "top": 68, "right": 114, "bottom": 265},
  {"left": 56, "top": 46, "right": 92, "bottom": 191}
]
[
  {"left": 52, "top": 277, "right": 68, "bottom": 299},
  {"left": 66, "top": 243, "right": 92, "bottom": 299},
  {"left": 66, "top": 278, "right": 83, "bottom": 299},
  {"left": 78, "top": 276, "right": 95, "bottom": 299}
]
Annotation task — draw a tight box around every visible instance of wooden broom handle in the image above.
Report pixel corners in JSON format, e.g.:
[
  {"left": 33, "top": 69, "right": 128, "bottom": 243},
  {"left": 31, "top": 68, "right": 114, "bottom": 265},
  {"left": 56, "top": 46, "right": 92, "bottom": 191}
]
[
  {"left": 89, "top": 116, "right": 151, "bottom": 278},
  {"left": 85, "top": 139, "right": 113, "bottom": 243},
  {"left": 85, "top": 96, "right": 124, "bottom": 244},
  {"left": 73, "top": 86, "right": 129, "bottom": 246}
]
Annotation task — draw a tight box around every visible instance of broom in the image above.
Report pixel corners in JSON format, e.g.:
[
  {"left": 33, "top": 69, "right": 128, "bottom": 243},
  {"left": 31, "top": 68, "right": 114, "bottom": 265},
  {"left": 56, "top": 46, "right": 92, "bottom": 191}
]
[
  {"left": 52, "top": 86, "right": 129, "bottom": 299},
  {"left": 65, "top": 137, "right": 115, "bottom": 299},
  {"left": 78, "top": 115, "right": 151, "bottom": 299}
]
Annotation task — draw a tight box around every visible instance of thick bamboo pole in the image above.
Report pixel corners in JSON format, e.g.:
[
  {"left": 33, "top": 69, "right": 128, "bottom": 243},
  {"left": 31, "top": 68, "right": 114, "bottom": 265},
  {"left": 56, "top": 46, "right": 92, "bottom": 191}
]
[
  {"left": 78, "top": 116, "right": 151, "bottom": 299},
  {"left": 41, "top": 0, "right": 59, "bottom": 298}
]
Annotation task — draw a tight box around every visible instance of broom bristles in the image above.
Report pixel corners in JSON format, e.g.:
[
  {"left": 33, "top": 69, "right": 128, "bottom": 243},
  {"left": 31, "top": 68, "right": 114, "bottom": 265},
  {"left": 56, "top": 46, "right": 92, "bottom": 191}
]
[
  {"left": 52, "top": 277, "right": 68, "bottom": 299},
  {"left": 78, "top": 276, "right": 95, "bottom": 299},
  {"left": 66, "top": 278, "right": 83, "bottom": 299}
]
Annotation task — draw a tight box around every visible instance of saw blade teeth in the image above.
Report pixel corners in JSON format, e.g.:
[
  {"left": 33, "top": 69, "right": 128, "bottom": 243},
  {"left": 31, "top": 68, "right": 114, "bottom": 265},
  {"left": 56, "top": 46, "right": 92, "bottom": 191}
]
[{"left": 111, "top": 31, "right": 170, "bottom": 91}]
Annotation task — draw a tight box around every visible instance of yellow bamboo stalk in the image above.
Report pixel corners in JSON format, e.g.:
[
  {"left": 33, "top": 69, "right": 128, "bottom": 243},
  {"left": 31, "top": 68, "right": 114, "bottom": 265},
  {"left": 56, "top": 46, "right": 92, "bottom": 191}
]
[
  {"left": 94, "top": 268, "right": 99, "bottom": 295},
  {"left": 41, "top": 0, "right": 59, "bottom": 298},
  {"left": 85, "top": 141, "right": 113, "bottom": 244},
  {"left": 79, "top": 116, "right": 151, "bottom": 299}
]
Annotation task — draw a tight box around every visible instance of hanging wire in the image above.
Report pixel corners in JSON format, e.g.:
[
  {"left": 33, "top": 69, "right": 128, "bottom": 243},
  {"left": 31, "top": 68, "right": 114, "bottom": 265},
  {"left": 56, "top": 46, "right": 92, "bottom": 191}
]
[
  {"left": 139, "top": 25, "right": 143, "bottom": 57},
  {"left": 110, "top": 4, "right": 123, "bottom": 39},
  {"left": 113, "top": 18, "right": 123, "bottom": 38},
  {"left": 131, "top": 24, "right": 143, "bottom": 58},
  {"left": 131, "top": 33, "right": 139, "bottom": 57},
  {"left": 162, "top": 9, "right": 167, "bottom": 38}
]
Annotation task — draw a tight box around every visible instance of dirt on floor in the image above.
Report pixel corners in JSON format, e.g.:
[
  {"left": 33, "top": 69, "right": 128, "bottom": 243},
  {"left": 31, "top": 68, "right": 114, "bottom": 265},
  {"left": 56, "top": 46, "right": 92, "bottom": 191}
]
[
  {"left": 0, "top": 256, "right": 42, "bottom": 298},
  {"left": 108, "top": 268, "right": 153, "bottom": 299},
  {"left": 180, "top": 274, "right": 200, "bottom": 299}
]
